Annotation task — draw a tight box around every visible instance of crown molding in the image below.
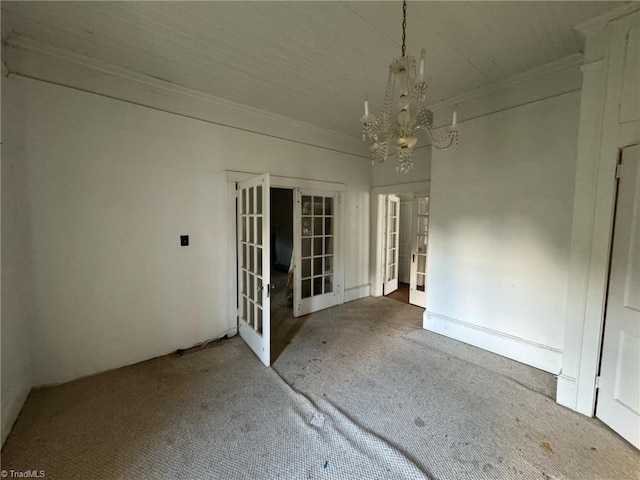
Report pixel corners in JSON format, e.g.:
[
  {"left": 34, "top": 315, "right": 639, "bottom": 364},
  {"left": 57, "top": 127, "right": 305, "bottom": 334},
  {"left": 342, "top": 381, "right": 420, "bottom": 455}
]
[
  {"left": 427, "top": 53, "right": 583, "bottom": 113},
  {"left": 4, "top": 34, "right": 368, "bottom": 158},
  {"left": 574, "top": 3, "right": 640, "bottom": 37}
]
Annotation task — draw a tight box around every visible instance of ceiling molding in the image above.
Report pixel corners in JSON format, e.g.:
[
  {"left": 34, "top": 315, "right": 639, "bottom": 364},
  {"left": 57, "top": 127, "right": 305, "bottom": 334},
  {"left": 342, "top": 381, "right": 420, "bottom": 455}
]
[
  {"left": 427, "top": 53, "right": 583, "bottom": 114},
  {"left": 574, "top": 2, "right": 639, "bottom": 36},
  {"left": 4, "top": 33, "right": 369, "bottom": 154}
]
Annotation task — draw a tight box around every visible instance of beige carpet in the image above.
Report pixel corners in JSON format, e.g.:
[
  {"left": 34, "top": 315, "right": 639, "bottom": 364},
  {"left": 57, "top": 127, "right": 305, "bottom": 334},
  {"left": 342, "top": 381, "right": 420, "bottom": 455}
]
[{"left": 2, "top": 297, "right": 638, "bottom": 479}]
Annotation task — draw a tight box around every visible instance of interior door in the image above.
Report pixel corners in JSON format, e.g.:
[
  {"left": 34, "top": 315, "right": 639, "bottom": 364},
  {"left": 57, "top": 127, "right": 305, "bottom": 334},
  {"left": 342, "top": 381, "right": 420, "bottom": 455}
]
[
  {"left": 383, "top": 195, "right": 400, "bottom": 295},
  {"left": 596, "top": 145, "right": 640, "bottom": 449},
  {"left": 294, "top": 189, "right": 340, "bottom": 317},
  {"left": 409, "top": 195, "right": 429, "bottom": 308},
  {"left": 237, "top": 174, "right": 271, "bottom": 366}
]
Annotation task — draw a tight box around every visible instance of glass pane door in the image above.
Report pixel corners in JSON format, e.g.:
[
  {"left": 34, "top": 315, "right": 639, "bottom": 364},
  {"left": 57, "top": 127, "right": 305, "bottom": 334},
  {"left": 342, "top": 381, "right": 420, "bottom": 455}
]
[
  {"left": 237, "top": 174, "right": 271, "bottom": 366},
  {"left": 294, "top": 189, "right": 340, "bottom": 317},
  {"left": 410, "top": 196, "right": 429, "bottom": 308}
]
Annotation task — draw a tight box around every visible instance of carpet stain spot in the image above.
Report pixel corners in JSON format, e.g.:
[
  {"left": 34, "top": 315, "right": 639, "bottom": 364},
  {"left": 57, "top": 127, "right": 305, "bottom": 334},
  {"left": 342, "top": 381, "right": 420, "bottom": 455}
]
[
  {"left": 414, "top": 417, "right": 425, "bottom": 427},
  {"left": 540, "top": 441, "right": 554, "bottom": 454},
  {"left": 590, "top": 446, "right": 596, "bottom": 451}
]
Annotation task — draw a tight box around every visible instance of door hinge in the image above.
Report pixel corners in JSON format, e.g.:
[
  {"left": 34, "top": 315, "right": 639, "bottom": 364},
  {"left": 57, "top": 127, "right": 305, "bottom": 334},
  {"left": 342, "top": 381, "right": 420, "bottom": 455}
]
[
  {"left": 615, "top": 164, "right": 622, "bottom": 179},
  {"left": 595, "top": 376, "right": 601, "bottom": 389}
]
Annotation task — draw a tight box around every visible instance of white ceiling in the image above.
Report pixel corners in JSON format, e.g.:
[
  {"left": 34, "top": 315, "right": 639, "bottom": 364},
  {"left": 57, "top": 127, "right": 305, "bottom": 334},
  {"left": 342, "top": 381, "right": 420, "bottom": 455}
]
[{"left": 1, "top": 1, "right": 628, "bottom": 138}]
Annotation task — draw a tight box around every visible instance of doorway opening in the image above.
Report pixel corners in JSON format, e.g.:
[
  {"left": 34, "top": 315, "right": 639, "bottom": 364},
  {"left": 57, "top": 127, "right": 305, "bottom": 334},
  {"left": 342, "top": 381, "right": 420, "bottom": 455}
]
[
  {"left": 375, "top": 190, "right": 430, "bottom": 309},
  {"left": 270, "top": 187, "right": 302, "bottom": 363}
]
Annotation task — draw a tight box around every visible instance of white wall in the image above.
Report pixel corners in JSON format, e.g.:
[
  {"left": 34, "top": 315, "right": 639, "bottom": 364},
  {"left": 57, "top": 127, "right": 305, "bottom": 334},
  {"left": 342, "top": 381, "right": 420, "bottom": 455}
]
[
  {"left": 1, "top": 77, "right": 33, "bottom": 443},
  {"left": 9, "top": 75, "right": 371, "bottom": 387},
  {"left": 424, "top": 66, "right": 582, "bottom": 374}
]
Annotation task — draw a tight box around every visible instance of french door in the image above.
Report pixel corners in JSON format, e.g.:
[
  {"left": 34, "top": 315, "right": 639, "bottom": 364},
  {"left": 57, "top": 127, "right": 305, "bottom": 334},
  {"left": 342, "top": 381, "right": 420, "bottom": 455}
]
[
  {"left": 294, "top": 189, "right": 340, "bottom": 317},
  {"left": 409, "top": 195, "right": 429, "bottom": 308},
  {"left": 383, "top": 195, "right": 400, "bottom": 295},
  {"left": 237, "top": 174, "right": 271, "bottom": 366},
  {"left": 596, "top": 145, "right": 640, "bottom": 448}
]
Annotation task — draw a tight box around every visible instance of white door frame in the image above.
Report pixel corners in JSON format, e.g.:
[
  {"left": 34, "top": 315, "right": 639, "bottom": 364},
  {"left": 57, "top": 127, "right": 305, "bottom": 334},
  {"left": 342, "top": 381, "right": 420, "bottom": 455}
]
[
  {"left": 383, "top": 194, "right": 400, "bottom": 295},
  {"left": 371, "top": 181, "right": 430, "bottom": 297},
  {"left": 226, "top": 171, "right": 346, "bottom": 337},
  {"left": 559, "top": 8, "right": 639, "bottom": 416}
]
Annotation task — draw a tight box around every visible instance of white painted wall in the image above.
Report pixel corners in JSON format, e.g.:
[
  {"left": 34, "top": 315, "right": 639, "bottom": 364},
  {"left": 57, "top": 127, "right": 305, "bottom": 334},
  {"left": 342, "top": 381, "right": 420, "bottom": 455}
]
[
  {"left": 1, "top": 77, "right": 33, "bottom": 443},
  {"left": 10, "top": 76, "right": 371, "bottom": 386},
  {"left": 425, "top": 84, "right": 581, "bottom": 374}
]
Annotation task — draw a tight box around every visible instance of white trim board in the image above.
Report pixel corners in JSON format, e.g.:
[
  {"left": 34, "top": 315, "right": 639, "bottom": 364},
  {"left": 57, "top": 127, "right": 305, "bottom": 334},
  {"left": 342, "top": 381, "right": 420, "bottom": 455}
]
[{"left": 424, "top": 311, "right": 563, "bottom": 374}]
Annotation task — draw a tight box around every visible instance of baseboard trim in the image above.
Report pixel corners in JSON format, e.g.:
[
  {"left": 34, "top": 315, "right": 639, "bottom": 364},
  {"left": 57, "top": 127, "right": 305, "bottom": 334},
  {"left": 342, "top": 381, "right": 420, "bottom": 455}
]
[
  {"left": 556, "top": 374, "right": 579, "bottom": 411},
  {"left": 345, "top": 284, "right": 370, "bottom": 303},
  {"left": 423, "top": 311, "right": 563, "bottom": 374}
]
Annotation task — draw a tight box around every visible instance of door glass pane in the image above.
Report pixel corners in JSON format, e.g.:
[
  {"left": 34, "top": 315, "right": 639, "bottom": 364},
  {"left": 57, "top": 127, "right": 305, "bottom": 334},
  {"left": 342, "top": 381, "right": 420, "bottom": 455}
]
[
  {"left": 242, "top": 217, "right": 247, "bottom": 242},
  {"left": 257, "top": 248, "right": 263, "bottom": 276},
  {"left": 325, "top": 197, "right": 333, "bottom": 216},
  {"left": 302, "top": 196, "right": 312, "bottom": 215},
  {"left": 249, "top": 274, "right": 254, "bottom": 302},
  {"left": 249, "top": 187, "right": 254, "bottom": 214},
  {"left": 302, "top": 279, "right": 311, "bottom": 298},
  {"left": 302, "top": 238, "right": 311, "bottom": 257},
  {"left": 302, "top": 217, "right": 312, "bottom": 236},
  {"left": 418, "top": 197, "right": 429, "bottom": 215},
  {"left": 302, "top": 259, "right": 311, "bottom": 278},
  {"left": 249, "top": 302, "right": 255, "bottom": 328},
  {"left": 313, "top": 276, "right": 323, "bottom": 296},
  {"left": 242, "top": 271, "right": 247, "bottom": 295},
  {"left": 242, "top": 244, "right": 247, "bottom": 268},
  {"left": 313, "top": 238, "right": 323, "bottom": 256},
  {"left": 325, "top": 237, "right": 333, "bottom": 255},
  {"left": 313, "top": 196, "right": 323, "bottom": 215},
  {"left": 249, "top": 217, "right": 254, "bottom": 244},
  {"left": 324, "top": 276, "right": 333, "bottom": 293},
  {"left": 256, "top": 307, "right": 263, "bottom": 335},
  {"left": 249, "top": 246, "right": 255, "bottom": 272},
  {"left": 256, "top": 186, "right": 262, "bottom": 214},
  {"left": 256, "top": 217, "right": 262, "bottom": 245},
  {"left": 324, "top": 255, "right": 333, "bottom": 274},
  {"left": 313, "top": 257, "right": 322, "bottom": 276},
  {"left": 242, "top": 297, "right": 247, "bottom": 321},
  {"left": 418, "top": 254, "right": 427, "bottom": 275},
  {"left": 242, "top": 189, "right": 247, "bottom": 214},
  {"left": 325, "top": 217, "right": 333, "bottom": 236},
  {"left": 417, "top": 273, "right": 425, "bottom": 291},
  {"left": 314, "top": 217, "right": 323, "bottom": 236},
  {"left": 257, "top": 278, "right": 262, "bottom": 306},
  {"left": 418, "top": 234, "right": 427, "bottom": 254}
]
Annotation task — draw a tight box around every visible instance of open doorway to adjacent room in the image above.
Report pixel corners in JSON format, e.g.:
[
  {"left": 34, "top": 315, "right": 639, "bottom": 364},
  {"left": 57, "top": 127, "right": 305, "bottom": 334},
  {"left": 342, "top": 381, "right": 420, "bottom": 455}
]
[
  {"left": 269, "top": 187, "right": 299, "bottom": 363},
  {"left": 372, "top": 182, "right": 430, "bottom": 309}
]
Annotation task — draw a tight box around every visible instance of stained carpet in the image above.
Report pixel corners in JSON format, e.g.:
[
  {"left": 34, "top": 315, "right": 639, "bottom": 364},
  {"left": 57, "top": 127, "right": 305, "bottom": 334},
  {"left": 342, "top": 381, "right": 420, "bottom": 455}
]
[{"left": 2, "top": 297, "right": 638, "bottom": 479}]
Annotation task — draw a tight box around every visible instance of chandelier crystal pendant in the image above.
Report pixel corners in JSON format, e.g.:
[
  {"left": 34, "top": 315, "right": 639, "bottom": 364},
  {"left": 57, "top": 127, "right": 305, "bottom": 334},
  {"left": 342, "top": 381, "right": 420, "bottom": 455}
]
[{"left": 361, "top": 0, "right": 459, "bottom": 173}]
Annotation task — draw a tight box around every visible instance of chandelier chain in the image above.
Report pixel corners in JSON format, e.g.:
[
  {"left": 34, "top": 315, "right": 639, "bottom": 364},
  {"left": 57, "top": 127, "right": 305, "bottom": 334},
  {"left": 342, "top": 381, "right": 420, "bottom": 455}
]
[{"left": 401, "top": 0, "right": 407, "bottom": 57}]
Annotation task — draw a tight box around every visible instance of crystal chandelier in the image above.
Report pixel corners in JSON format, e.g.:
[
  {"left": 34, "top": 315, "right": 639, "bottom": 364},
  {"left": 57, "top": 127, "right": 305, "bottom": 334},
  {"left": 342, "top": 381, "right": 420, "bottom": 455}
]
[{"left": 361, "top": 0, "right": 459, "bottom": 173}]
